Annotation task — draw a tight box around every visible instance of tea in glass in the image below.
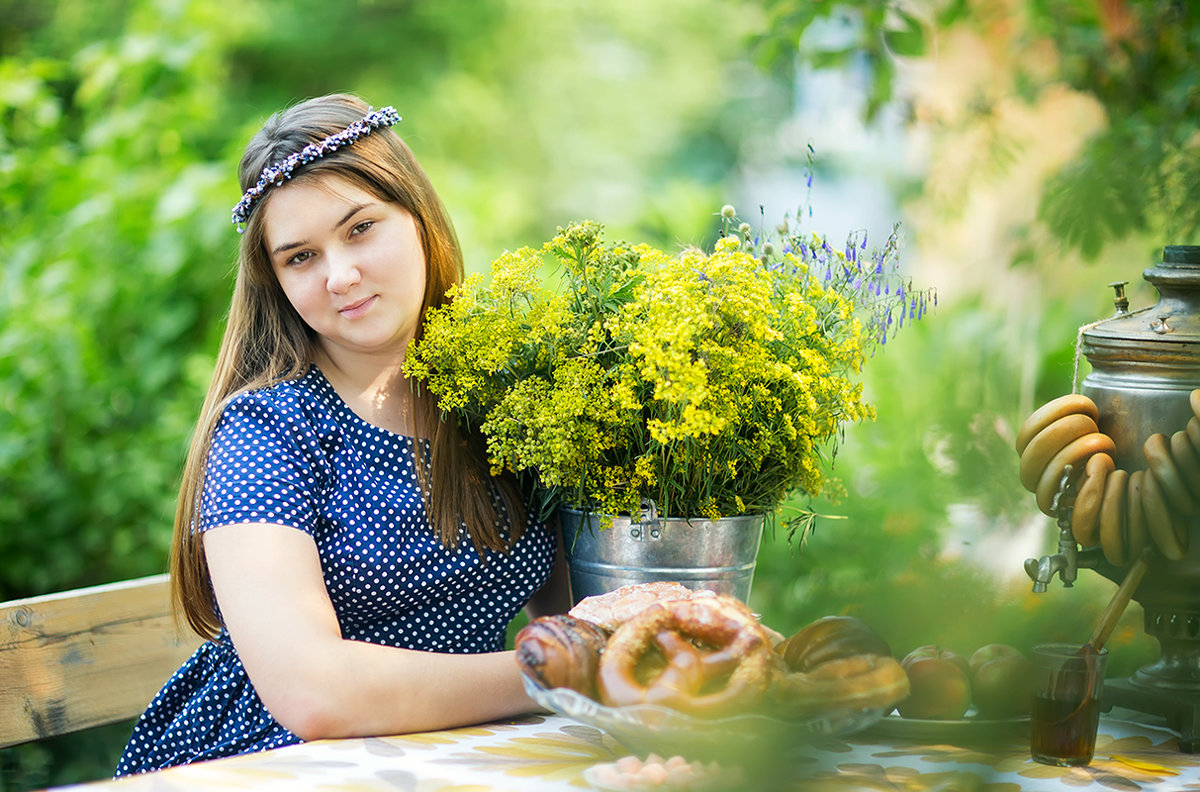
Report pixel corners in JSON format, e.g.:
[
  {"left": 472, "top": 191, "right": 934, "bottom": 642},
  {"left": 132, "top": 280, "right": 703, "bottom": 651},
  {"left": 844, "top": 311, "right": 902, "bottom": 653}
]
[{"left": 1029, "top": 643, "right": 1107, "bottom": 767}]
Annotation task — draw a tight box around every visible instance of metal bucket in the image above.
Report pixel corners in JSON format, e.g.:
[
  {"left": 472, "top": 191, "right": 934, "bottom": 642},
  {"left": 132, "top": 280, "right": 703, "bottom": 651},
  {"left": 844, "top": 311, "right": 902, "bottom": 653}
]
[{"left": 559, "top": 507, "right": 765, "bottom": 604}]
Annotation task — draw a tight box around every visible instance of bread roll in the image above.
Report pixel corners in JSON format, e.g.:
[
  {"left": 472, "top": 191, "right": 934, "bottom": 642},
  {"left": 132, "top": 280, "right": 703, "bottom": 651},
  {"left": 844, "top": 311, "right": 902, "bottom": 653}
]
[
  {"left": 515, "top": 614, "right": 609, "bottom": 699},
  {"left": 777, "top": 615, "right": 892, "bottom": 672},
  {"left": 568, "top": 581, "right": 716, "bottom": 632}
]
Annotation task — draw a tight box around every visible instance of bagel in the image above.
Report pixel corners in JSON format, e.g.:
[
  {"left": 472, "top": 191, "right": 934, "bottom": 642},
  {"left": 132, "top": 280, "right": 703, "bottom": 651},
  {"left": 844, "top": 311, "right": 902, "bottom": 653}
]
[
  {"left": 1126, "top": 471, "right": 1147, "bottom": 564},
  {"left": 1019, "top": 413, "right": 1100, "bottom": 492},
  {"left": 1071, "top": 452, "right": 1113, "bottom": 547},
  {"left": 1145, "top": 433, "right": 1198, "bottom": 516},
  {"left": 1015, "top": 394, "right": 1100, "bottom": 456},
  {"left": 1099, "top": 469, "right": 1129, "bottom": 566},
  {"left": 597, "top": 595, "right": 774, "bottom": 718},
  {"left": 1035, "top": 432, "right": 1117, "bottom": 516},
  {"left": 1141, "top": 469, "right": 1186, "bottom": 561},
  {"left": 1171, "top": 430, "right": 1200, "bottom": 493}
]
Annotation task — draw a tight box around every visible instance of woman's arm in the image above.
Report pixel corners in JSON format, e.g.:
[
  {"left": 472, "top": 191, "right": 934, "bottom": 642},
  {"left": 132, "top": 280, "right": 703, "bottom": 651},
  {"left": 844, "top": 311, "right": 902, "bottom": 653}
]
[{"left": 203, "top": 522, "right": 537, "bottom": 741}]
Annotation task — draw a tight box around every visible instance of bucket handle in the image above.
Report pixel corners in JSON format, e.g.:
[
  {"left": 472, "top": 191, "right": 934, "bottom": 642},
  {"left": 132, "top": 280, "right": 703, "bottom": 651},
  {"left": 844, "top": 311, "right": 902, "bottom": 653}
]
[{"left": 629, "top": 499, "right": 662, "bottom": 542}]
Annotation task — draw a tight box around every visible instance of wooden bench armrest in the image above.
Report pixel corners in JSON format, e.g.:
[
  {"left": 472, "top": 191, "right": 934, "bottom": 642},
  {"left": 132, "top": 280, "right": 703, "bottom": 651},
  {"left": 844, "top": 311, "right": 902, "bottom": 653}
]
[{"left": 0, "top": 574, "right": 203, "bottom": 748}]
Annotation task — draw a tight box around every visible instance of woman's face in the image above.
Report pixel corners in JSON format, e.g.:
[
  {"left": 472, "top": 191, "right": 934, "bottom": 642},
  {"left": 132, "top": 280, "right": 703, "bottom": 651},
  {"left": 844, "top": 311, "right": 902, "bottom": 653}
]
[{"left": 261, "top": 174, "right": 427, "bottom": 365}]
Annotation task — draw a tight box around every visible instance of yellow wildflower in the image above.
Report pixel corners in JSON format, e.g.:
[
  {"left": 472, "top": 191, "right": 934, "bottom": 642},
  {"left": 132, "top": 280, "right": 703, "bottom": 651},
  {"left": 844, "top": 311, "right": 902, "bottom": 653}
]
[{"left": 404, "top": 213, "right": 931, "bottom": 521}]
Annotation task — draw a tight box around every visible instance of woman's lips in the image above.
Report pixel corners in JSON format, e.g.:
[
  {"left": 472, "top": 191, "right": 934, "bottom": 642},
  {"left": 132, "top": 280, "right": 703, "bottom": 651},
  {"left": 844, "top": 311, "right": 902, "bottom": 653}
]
[{"left": 338, "top": 295, "right": 377, "bottom": 318}]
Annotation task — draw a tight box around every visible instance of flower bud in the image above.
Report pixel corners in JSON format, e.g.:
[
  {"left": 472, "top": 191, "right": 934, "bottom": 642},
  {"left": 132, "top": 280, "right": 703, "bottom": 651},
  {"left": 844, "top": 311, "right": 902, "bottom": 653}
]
[{"left": 720, "top": 204, "right": 736, "bottom": 219}]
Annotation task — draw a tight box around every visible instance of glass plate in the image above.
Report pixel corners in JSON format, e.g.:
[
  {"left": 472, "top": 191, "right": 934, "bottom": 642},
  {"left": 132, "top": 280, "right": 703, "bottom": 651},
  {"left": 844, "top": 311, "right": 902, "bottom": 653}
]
[{"left": 522, "top": 675, "right": 885, "bottom": 758}]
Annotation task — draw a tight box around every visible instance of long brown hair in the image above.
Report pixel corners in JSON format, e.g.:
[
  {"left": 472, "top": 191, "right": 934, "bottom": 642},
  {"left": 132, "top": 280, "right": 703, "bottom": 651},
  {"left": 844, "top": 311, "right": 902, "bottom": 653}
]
[{"left": 172, "top": 94, "right": 524, "bottom": 639}]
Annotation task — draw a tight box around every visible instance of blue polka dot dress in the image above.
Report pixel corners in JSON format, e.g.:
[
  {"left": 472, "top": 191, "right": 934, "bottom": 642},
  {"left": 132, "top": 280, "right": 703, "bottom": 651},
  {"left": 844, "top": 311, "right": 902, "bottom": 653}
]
[{"left": 115, "top": 365, "right": 555, "bottom": 775}]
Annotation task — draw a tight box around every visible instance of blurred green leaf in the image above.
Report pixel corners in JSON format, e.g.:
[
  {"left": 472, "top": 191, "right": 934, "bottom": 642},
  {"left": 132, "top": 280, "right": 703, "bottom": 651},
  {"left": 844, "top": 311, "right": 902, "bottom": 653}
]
[{"left": 883, "top": 9, "right": 926, "bottom": 57}]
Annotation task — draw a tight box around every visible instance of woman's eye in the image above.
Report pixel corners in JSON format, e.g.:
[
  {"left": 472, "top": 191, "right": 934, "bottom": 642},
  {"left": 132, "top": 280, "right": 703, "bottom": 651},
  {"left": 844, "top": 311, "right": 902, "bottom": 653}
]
[
  {"left": 285, "top": 250, "right": 314, "bottom": 267},
  {"left": 351, "top": 220, "right": 375, "bottom": 235}
]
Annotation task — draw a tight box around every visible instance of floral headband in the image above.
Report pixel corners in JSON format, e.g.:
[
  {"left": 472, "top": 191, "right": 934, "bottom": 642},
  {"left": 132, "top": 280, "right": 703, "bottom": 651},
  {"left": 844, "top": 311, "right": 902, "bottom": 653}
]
[{"left": 231, "top": 106, "right": 402, "bottom": 232}]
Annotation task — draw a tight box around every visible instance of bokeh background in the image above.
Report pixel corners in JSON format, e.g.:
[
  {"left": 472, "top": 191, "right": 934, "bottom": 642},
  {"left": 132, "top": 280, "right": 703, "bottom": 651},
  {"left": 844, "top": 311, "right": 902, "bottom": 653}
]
[{"left": 3, "top": 0, "right": 1193, "bottom": 787}]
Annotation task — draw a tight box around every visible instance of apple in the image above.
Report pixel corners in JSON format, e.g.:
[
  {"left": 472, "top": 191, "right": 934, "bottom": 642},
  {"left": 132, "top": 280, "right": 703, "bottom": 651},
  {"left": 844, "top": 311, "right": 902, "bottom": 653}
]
[
  {"left": 906, "top": 644, "right": 971, "bottom": 678},
  {"left": 970, "top": 644, "right": 1034, "bottom": 718},
  {"left": 897, "top": 645, "right": 972, "bottom": 720},
  {"left": 969, "top": 643, "right": 1020, "bottom": 675}
]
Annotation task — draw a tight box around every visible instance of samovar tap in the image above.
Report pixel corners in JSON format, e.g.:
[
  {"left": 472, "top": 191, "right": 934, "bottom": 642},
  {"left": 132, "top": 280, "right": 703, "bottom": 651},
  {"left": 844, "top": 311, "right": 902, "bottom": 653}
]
[
  {"left": 1024, "top": 468, "right": 1079, "bottom": 592},
  {"left": 1025, "top": 526, "right": 1079, "bottom": 592}
]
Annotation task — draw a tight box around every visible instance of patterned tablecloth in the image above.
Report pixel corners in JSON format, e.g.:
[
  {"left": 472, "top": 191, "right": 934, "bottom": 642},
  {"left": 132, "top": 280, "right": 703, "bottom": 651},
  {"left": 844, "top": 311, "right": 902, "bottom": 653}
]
[{"left": 49, "top": 709, "right": 1200, "bottom": 791}]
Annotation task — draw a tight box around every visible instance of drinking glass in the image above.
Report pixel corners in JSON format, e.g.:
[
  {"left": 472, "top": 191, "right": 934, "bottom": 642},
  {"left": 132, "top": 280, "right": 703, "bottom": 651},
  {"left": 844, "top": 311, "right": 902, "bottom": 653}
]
[{"left": 1029, "top": 643, "right": 1107, "bottom": 767}]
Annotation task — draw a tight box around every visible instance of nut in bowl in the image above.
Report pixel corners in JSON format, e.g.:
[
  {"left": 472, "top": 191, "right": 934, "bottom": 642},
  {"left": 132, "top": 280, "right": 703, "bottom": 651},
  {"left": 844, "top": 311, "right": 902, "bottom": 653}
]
[{"left": 516, "top": 584, "right": 907, "bottom": 757}]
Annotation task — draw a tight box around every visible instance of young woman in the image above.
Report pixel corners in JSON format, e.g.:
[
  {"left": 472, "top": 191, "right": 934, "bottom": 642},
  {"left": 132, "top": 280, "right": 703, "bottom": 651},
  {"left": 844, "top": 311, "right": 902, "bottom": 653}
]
[{"left": 116, "top": 93, "right": 569, "bottom": 775}]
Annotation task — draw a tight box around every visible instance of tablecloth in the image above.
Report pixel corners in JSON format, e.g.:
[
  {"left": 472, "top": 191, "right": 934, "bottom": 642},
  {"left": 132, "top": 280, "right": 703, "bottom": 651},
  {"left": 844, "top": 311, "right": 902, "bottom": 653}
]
[{"left": 49, "top": 710, "right": 1200, "bottom": 791}]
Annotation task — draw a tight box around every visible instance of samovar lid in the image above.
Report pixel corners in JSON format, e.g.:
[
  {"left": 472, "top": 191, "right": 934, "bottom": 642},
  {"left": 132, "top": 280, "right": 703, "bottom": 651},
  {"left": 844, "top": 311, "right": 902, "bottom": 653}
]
[{"left": 1083, "top": 245, "right": 1200, "bottom": 356}]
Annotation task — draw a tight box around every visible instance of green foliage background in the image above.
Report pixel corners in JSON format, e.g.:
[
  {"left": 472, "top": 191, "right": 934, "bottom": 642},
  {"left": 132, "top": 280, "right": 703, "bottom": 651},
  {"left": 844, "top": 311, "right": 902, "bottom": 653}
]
[{"left": 1, "top": 0, "right": 1173, "bottom": 788}]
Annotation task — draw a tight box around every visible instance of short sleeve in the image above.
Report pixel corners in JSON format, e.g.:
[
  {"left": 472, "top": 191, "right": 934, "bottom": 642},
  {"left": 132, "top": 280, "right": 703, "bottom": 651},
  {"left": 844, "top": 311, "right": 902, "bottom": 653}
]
[{"left": 198, "top": 389, "right": 329, "bottom": 535}]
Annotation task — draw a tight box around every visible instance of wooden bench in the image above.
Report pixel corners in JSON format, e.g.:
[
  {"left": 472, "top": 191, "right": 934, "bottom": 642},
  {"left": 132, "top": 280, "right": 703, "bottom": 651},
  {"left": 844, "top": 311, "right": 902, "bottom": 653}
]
[{"left": 0, "top": 574, "right": 202, "bottom": 749}]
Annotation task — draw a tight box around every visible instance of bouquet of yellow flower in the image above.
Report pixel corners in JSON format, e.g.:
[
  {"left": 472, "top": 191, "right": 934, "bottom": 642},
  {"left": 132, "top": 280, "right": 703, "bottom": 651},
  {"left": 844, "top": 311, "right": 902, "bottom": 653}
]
[{"left": 404, "top": 206, "right": 933, "bottom": 536}]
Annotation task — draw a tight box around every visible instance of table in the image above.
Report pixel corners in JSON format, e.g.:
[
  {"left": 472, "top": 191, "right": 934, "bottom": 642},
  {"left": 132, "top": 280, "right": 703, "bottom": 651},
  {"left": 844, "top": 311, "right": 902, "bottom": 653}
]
[{"left": 47, "top": 709, "right": 1200, "bottom": 791}]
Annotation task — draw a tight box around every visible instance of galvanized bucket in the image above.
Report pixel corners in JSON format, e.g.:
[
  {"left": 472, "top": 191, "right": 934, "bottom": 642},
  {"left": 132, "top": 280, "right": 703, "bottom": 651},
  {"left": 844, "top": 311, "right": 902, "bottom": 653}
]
[{"left": 559, "top": 505, "right": 765, "bottom": 604}]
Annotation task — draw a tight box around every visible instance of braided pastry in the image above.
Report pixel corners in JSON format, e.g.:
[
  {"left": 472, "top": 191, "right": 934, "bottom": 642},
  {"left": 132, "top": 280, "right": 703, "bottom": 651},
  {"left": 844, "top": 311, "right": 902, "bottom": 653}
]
[{"left": 772, "top": 653, "right": 910, "bottom": 718}]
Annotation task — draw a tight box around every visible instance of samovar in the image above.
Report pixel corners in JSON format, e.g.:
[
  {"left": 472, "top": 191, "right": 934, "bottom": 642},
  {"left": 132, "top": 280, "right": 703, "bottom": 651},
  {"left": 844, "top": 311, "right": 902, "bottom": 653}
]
[{"left": 1024, "top": 245, "right": 1200, "bottom": 749}]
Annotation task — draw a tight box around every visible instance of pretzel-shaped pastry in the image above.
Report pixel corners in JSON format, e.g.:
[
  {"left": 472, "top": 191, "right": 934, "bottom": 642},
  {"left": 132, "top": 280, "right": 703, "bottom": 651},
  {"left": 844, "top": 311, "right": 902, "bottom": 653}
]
[{"left": 597, "top": 595, "right": 774, "bottom": 718}]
